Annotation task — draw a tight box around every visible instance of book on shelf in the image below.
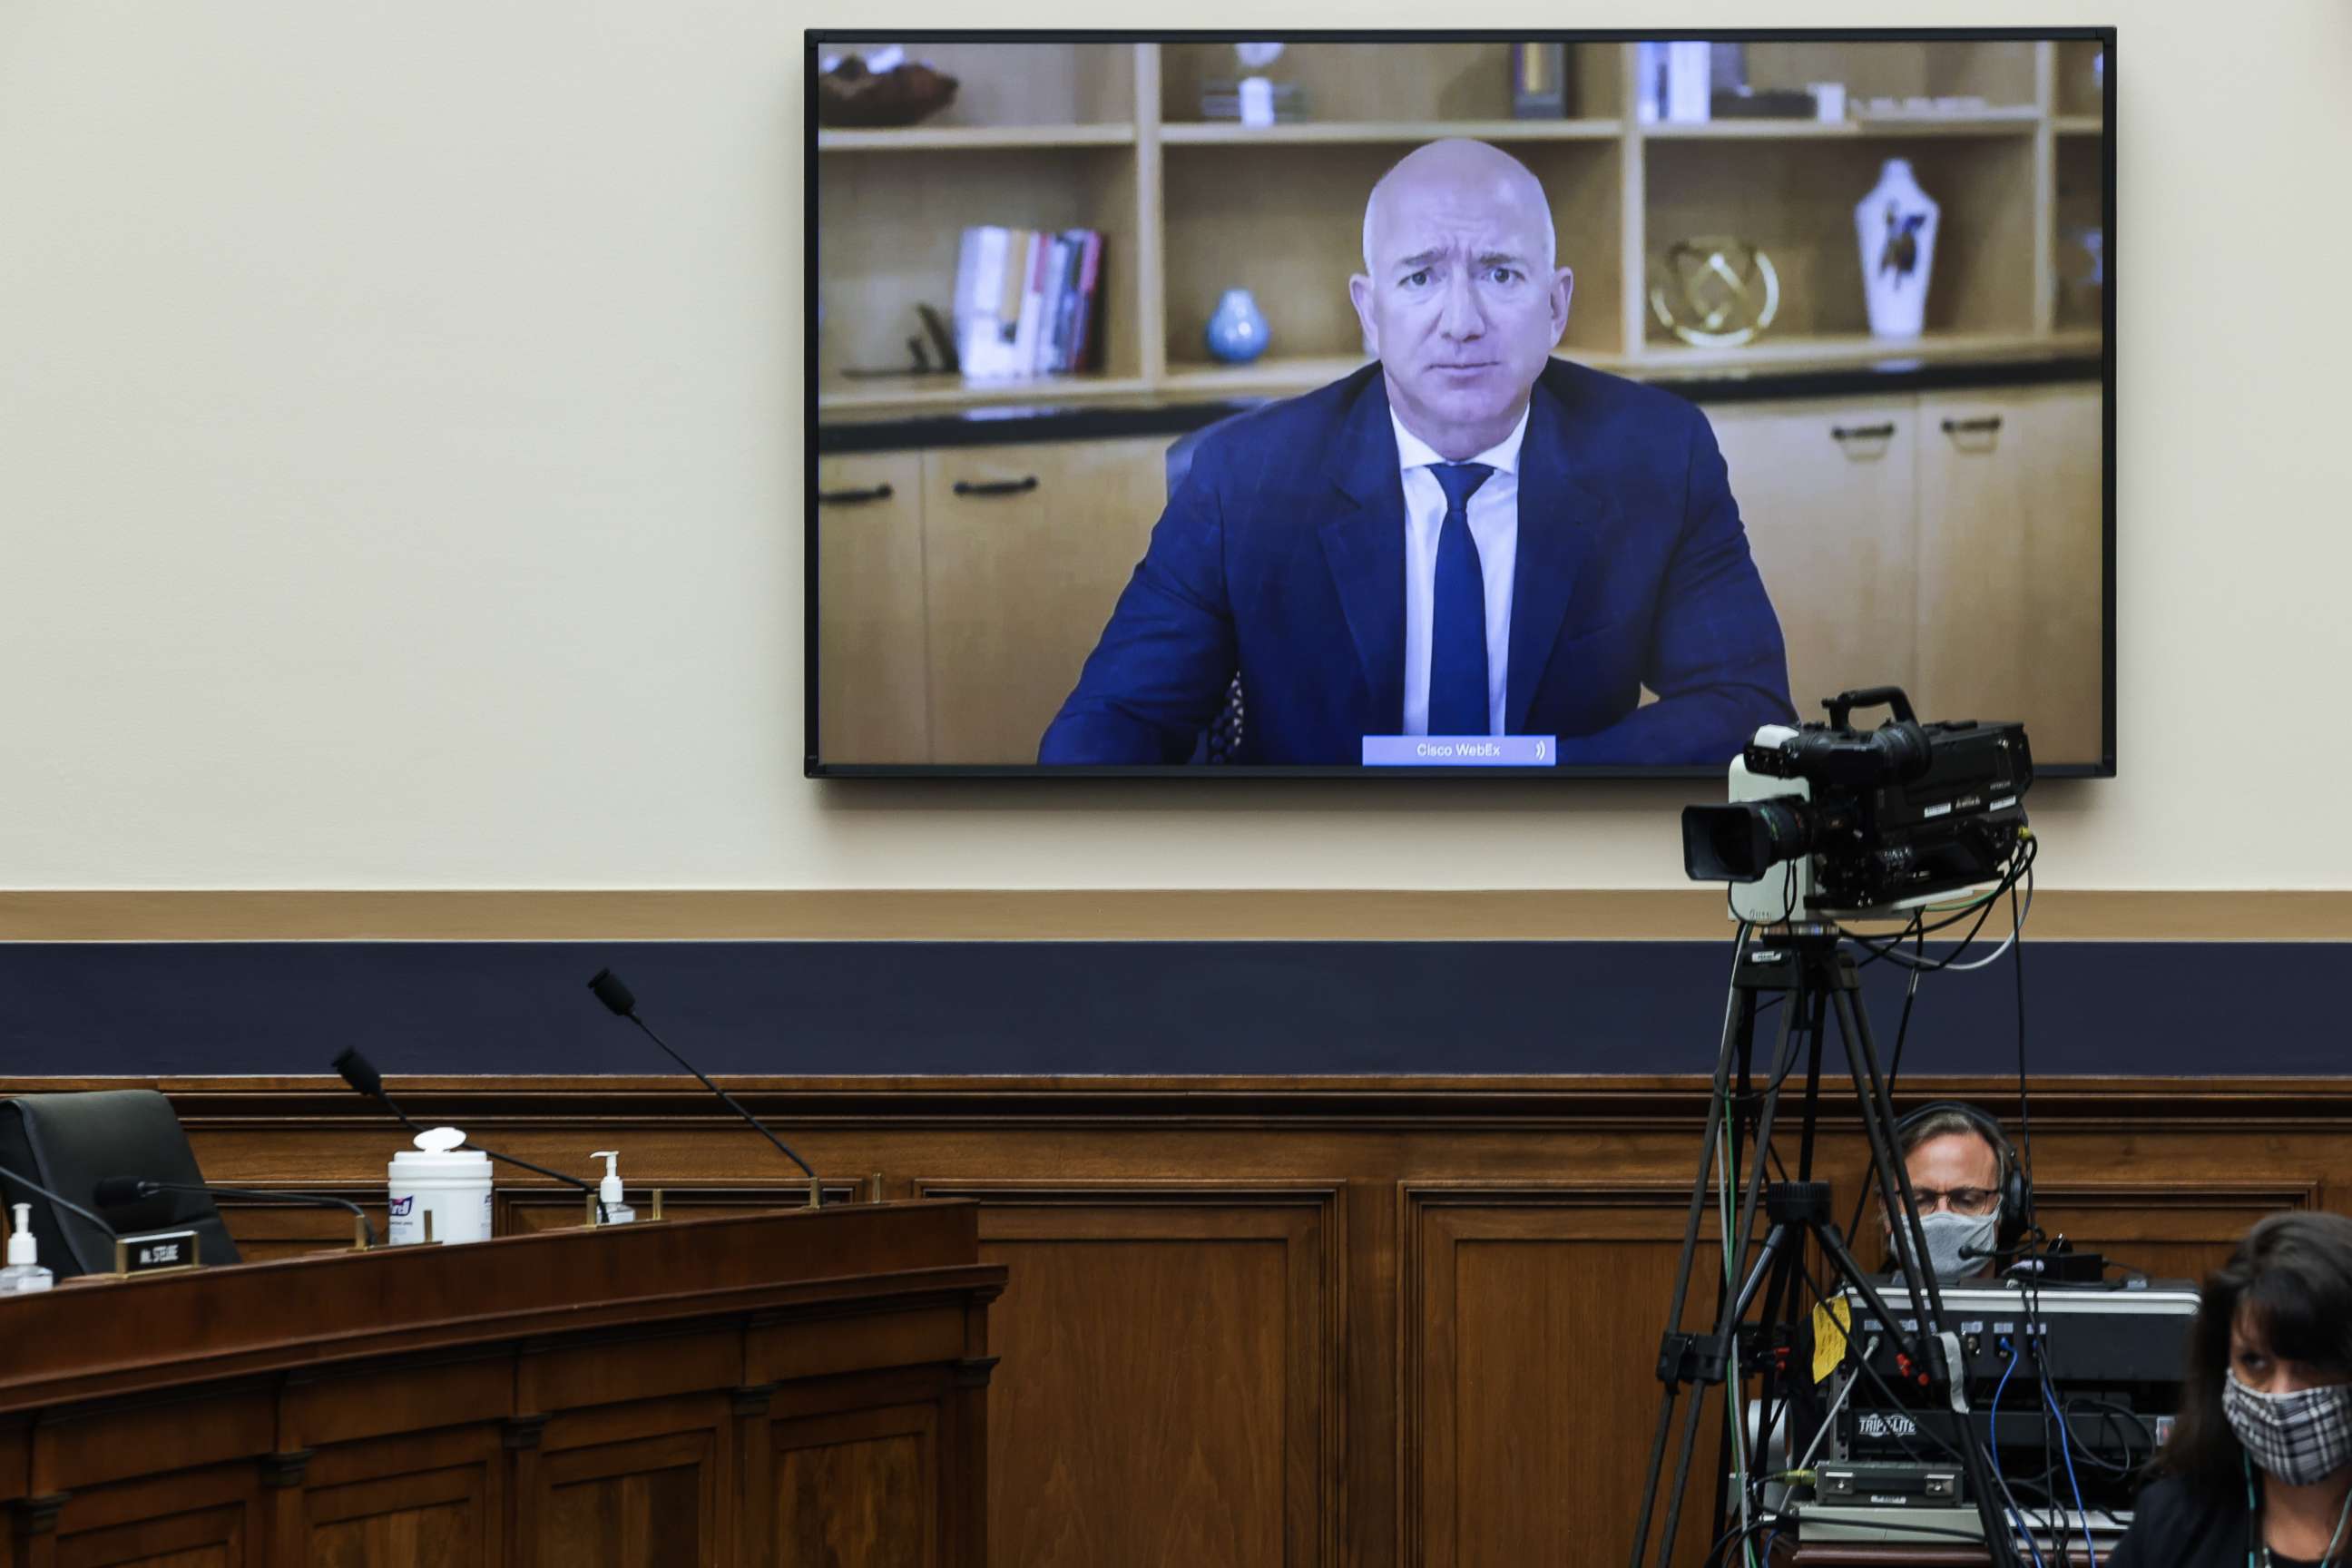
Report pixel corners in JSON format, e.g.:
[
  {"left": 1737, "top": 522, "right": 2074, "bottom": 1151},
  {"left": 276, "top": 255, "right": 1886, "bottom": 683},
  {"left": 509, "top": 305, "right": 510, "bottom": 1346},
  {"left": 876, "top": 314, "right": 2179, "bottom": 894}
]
[{"left": 951, "top": 224, "right": 1105, "bottom": 382}]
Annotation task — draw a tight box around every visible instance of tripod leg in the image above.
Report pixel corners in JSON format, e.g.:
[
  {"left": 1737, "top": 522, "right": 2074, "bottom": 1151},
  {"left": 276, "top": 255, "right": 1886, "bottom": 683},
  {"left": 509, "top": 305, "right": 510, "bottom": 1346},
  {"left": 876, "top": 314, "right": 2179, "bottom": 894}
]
[
  {"left": 1829, "top": 983, "right": 1943, "bottom": 1328},
  {"left": 1627, "top": 964, "right": 1763, "bottom": 1568},
  {"left": 1796, "top": 988, "right": 1828, "bottom": 1180},
  {"left": 1709, "top": 983, "right": 1805, "bottom": 1557},
  {"left": 1749, "top": 1216, "right": 1809, "bottom": 1504},
  {"left": 1826, "top": 973, "right": 2025, "bottom": 1568}
]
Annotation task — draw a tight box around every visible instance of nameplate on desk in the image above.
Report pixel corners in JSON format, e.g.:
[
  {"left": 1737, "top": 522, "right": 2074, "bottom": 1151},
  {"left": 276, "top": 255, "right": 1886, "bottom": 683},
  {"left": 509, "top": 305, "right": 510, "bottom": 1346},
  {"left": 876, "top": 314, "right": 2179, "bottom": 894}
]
[
  {"left": 1361, "top": 735, "right": 1557, "bottom": 768},
  {"left": 113, "top": 1229, "right": 201, "bottom": 1277}
]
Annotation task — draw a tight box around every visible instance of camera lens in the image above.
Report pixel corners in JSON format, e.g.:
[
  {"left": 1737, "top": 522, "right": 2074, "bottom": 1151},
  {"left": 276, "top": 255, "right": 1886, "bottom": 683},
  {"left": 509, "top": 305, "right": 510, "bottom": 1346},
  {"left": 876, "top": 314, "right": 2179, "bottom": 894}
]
[{"left": 1682, "top": 800, "right": 1819, "bottom": 882}]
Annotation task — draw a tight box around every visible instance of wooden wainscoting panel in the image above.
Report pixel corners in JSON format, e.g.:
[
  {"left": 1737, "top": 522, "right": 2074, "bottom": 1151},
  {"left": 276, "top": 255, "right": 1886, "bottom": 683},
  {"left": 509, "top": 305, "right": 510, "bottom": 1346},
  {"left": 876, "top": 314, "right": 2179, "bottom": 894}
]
[
  {"left": 54, "top": 1502, "right": 251, "bottom": 1568},
  {"left": 292, "top": 1373, "right": 512, "bottom": 1466},
  {"left": 42, "top": 1388, "right": 279, "bottom": 1498},
  {"left": 204, "top": 1189, "right": 386, "bottom": 1263},
  {"left": 12, "top": 1074, "right": 2352, "bottom": 1568},
  {"left": 305, "top": 1465, "right": 491, "bottom": 1568},
  {"left": 772, "top": 1404, "right": 940, "bottom": 1568},
  {"left": 1401, "top": 1184, "right": 1731, "bottom": 1568},
  {"left": 2028, "top": 1180, "right": 2322, "bottom": 1286},
  {"left": 49, "top": 1468, "right": 263, "bottom": 1568},
  {"left": 913, "top": 1182, "right": 1344, "bottom": 1568},
  {"left": 535, "top": 1431, "right": 720, "bottom": 1568},
  {"left": 495, "top": 1183, "right": 848, "bottom": 1239}
]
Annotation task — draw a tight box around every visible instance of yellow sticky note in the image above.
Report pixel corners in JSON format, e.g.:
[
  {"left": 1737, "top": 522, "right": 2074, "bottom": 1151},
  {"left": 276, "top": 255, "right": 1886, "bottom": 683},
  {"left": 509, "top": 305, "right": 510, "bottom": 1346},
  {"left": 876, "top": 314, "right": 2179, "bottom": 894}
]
[{"left": 1810, "top": 1298, "right": 1852, "bottom": 1385}]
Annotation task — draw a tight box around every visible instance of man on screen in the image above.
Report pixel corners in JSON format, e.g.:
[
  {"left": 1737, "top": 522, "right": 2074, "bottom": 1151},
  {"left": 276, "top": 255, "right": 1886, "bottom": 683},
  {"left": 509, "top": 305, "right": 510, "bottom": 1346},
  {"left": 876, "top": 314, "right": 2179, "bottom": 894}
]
[{"left": 1038, "top": 138, "right": 1792, "bottom": 766}]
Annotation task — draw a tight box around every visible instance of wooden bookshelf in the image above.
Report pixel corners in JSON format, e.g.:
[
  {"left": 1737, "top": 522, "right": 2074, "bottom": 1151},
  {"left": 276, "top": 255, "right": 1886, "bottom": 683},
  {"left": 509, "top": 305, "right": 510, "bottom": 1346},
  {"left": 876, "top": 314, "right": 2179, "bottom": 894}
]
[
  {"left": 818, "top": 371, "right": 1158, "bottom": 412},
  {"left": 818, "top": 124, "right": 1138, "bottom": 152},
  {"left": 1642, "top": 111, "right": 2038, "bottom": 141},
  {"left": 1159, "top": 119, "right": 1622, "bottom": 146},
  {"left": 814, "top": 39, "right": 2109, "bottom": 416}
]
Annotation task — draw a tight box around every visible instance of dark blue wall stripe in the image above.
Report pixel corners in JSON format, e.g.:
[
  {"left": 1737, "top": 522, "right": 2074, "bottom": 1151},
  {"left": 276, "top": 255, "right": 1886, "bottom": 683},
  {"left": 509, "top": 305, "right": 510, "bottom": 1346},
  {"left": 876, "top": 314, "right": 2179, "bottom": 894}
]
[{"left": 0, "top": 941, "right": 2337, "bottom": 1078}]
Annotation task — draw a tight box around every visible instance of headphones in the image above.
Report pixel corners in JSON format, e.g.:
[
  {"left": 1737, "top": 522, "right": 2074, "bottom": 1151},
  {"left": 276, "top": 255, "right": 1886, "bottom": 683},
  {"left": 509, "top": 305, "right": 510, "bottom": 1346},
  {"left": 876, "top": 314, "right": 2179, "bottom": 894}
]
[{"left": 1893, "top": 1101, "right": 2030, "bottom": 1246}]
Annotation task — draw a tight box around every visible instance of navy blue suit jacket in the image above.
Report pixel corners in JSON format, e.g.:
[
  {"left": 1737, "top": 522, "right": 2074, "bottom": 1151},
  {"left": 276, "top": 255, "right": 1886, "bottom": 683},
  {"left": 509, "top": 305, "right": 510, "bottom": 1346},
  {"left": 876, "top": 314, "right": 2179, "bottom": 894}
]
[{"left": 1039, "top": 359, "right": 1794, "bottom": 765}]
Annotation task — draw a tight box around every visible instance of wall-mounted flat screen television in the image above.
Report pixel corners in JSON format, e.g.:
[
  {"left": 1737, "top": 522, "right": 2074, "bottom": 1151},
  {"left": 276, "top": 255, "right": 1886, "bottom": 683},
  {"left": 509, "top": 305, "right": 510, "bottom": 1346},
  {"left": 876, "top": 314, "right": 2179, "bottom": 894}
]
[{"left": 808, "top": 29, "right": 2114, "bottom": 778}]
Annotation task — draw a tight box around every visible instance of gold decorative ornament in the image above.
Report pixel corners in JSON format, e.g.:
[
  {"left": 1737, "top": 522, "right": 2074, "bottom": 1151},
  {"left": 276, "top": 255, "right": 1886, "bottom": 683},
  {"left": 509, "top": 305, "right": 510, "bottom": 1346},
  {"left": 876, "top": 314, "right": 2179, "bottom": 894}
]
[{"left": 1647, "top": 236, "right": 1782, "bottom": 348}]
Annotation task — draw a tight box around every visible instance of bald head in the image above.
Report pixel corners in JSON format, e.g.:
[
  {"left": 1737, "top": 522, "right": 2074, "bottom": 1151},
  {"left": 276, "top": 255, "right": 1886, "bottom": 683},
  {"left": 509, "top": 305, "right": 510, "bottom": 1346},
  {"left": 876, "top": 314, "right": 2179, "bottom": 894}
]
[
  {"left": 1347, "top": 137, "right": 1574, "bottom": 460},
  {"left": 1361, "top": 140, "right": 1556, "bottom": 278}
]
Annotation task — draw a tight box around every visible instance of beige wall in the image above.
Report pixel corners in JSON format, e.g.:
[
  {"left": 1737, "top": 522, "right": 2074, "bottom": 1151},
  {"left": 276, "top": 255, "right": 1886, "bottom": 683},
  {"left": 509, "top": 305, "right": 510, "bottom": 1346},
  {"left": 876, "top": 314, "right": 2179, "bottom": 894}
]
[{"left": 1, "top": 1, "right": 2345, "bottom": 893}]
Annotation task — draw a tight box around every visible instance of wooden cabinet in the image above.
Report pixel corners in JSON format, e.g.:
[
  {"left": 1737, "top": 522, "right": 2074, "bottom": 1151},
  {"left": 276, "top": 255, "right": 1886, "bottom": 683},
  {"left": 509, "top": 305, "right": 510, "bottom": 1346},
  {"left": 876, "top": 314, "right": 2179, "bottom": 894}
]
[
  {"left": 815, "top": 436, "right": 1168, "bottom": 768},
  {"left": 1710, "top": 397, "right": 1925, "bottom": 713},
  {"left": 1916, "top": 384, "right": 2106, "bottom": 763},
  {"left": 815, "top": 453, "right": 929, "bottom": 764},
  {"left": 920, "top": 438, "right": 1166, "bottom": 764},
  {"left": 1709, "top": 380, "right": 2104, "bottom": 764}
]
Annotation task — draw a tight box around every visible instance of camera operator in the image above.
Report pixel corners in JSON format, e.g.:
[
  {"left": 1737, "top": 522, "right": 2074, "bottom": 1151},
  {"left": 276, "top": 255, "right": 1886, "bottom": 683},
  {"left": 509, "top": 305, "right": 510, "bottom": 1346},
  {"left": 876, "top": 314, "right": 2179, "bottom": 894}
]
[
  {"left": 2110, "top": 1212, "right": 2352, "bottom": 1568},
  {"left": 1776, "top": 1103, "right": 2025, "bottom": 1475},
  {"left": 1880, "top": 1102, "right": 2024, "bottom": 1284}
]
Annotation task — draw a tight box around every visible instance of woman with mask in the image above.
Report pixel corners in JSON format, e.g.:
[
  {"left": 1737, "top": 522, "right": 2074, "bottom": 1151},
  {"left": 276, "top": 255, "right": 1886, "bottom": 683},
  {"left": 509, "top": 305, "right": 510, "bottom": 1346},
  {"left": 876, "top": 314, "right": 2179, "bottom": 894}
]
[{"left": 2111, "top": 1211, "right": 2352, "bottom": 1567}]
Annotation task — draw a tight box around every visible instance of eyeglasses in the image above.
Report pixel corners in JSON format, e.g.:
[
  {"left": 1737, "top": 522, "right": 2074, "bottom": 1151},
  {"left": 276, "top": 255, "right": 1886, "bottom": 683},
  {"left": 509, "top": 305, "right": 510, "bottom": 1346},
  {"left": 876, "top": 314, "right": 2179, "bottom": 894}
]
[{"left": 1911, "top": 1186, "right": 2001, "bottom": 1217}]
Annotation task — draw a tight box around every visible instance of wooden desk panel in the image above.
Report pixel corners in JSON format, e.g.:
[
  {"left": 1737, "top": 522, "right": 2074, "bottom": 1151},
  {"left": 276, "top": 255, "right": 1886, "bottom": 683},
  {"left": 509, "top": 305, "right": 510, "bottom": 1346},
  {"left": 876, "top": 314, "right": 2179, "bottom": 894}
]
[{"left": 0, "top": 1203, "right": 1004, "bottom": 1568}]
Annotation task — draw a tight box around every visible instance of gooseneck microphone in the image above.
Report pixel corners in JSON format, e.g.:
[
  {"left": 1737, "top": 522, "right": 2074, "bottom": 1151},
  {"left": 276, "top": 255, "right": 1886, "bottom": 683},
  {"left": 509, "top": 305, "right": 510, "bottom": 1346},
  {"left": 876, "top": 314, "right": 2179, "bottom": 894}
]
[
  {"left": 95, "top": 1176, "right": 377, "bottom": 1250},
  {"left": 1, "top": 1161, "right": 120, "bottom": 1240},
  {"left": 585, "top": 968, "right": 825, "bottom": 1207},
  {"left": 331, "top": 1048, "right": 604, "bottom": 1223}
]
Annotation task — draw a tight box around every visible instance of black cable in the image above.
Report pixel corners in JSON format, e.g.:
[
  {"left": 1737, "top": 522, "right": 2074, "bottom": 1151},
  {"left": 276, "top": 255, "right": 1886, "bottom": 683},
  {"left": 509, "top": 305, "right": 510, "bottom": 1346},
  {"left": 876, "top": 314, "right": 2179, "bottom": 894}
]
[
  {"left": 1834, "top": 841, "right": 2036, "bottom": 1278},
  {"left": 1845, "top": 920, "right": 1926, "bottom": 1253},
  {"left": 1785, "top": 1256, "right": 2065, "bottom": 1527},
  {"left": 2011, "top": 864, "right": 2039, "bottom": 1240},
  {"left": 1882, "top": 925, "right": 1927, "bottom": 1093},
  {"left": 2061, "top": 1395, "right": 2159, "bottom": 1476},
  {"left": 622, "top": 1012, "right": 822, "bottom": 1187},
  {"left": 1791, "top": 1254, "right": 1962, "bottom": 1469},
  {"left": 2053, "top": 1399, "right": 2147, "bottom": 1476},
  {"left": 1727, "top": 997, "right": 1812, "bottom": 1108},
  {"left": 1848, "top": 911, "right": 1926, "bottom": 975},
  {"left": 1840, "top": 838, "right": 2034, "bottom": 956},
  {"left": 1838, "top": 843, "right": 2034, "bottom": 974}
]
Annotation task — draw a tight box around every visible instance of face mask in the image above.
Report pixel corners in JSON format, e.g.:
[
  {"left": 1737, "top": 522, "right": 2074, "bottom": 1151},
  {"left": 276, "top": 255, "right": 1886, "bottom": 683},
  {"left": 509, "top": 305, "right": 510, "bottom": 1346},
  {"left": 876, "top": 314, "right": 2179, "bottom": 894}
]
[
  {"left": 2226, "top": 1372, "right": 2352, "bottom": 1488},
  {"left": 1901, "top": 1209, "right": 2000, "bottom": 1283}
]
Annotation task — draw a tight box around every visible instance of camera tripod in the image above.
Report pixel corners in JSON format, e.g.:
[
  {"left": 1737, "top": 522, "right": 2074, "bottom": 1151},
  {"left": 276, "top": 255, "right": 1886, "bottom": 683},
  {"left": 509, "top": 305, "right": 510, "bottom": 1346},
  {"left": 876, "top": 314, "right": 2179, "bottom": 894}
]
[{"left": 1624, "top": 924, "right": 2027, "bottom": 1568}]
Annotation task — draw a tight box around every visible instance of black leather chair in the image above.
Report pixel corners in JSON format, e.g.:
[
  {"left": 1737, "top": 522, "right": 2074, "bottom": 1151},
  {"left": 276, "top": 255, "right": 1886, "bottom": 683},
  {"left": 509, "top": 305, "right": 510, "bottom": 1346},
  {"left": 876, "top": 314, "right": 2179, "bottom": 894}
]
[
  {"left": 0, "top": 1089, "right": 240, "bottom": 1278},
  {"left": 1165, "top": 410, "right": 1259, "bottom": 763}
]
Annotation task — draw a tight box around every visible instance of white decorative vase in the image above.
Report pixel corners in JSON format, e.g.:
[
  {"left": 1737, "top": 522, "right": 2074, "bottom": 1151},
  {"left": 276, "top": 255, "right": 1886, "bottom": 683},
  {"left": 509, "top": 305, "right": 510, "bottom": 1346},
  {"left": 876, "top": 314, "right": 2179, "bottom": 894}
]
[{"left": 1855, "top": 158, "right": 1939, "bottom": 340}]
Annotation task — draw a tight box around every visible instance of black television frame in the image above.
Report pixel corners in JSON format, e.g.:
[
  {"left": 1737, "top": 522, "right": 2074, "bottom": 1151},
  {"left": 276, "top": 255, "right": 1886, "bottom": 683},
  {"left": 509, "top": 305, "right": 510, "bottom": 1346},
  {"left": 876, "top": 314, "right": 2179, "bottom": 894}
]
[{"left": 804, "top": 26, "right": 2117, "bottom": 781}]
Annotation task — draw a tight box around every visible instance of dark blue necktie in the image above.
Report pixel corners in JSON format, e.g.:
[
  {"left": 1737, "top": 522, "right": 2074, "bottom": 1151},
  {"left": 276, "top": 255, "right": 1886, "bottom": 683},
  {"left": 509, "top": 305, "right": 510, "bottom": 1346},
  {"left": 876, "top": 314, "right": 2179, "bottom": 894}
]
[{"left": 1428, "top": 462, "right": 1494, "bottom": 735}]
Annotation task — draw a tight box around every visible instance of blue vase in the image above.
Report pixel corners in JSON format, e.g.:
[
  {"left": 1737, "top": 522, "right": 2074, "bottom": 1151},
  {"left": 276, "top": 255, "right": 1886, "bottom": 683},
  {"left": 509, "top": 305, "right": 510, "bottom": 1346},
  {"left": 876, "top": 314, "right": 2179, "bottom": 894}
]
[{"left": 1205, "top": 289, "right": 1269, "bottom": 365}]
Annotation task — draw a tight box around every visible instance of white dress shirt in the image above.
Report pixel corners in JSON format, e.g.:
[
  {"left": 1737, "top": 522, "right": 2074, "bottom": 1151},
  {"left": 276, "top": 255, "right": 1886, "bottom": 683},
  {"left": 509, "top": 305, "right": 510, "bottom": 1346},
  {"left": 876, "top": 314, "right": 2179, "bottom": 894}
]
[{"left": 1392, "top": 406, "right": 1528, "bottom": 737}]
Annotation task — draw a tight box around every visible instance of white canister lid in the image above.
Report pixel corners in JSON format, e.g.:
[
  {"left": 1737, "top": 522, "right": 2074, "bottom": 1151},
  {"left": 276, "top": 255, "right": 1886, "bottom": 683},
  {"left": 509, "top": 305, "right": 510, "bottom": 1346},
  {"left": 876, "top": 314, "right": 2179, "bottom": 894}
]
[{"left": 389, "top": 1126, "right": 489, "bottom": 1174}]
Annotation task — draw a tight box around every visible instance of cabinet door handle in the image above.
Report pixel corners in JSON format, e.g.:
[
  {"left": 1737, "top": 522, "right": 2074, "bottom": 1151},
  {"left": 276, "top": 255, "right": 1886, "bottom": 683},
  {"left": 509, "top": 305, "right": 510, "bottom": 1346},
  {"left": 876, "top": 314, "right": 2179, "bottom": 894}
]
[
  {"left": 1831, "top": 422, "right": 1896, "bottom": 441},
  {"left": 952, "top": 475, "right": 1040, "bottom": 498},
  {"left": 816, "top": 483, "right": 895, "bottom": 505},
  {"left": 1940, "top": 416, "right": 2004, "bottom": 435}
]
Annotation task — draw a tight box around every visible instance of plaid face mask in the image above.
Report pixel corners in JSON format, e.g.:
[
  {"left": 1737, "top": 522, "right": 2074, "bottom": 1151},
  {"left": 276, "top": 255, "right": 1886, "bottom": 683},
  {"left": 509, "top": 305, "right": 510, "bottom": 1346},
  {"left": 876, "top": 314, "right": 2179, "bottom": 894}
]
[{"left": 2225, "top": 1371, "right": 2352, "bottom": 1487}]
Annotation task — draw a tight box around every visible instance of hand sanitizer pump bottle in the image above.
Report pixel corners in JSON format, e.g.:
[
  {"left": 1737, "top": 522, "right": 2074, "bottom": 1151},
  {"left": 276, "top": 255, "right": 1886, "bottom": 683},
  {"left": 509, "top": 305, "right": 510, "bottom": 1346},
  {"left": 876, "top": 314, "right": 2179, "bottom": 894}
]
[
  {"left": 0, "top": 1202, "right": 55, "bottom": 1293},
  {"left": 592, "top": 1152, "right": 635, "bottom": 1226}
]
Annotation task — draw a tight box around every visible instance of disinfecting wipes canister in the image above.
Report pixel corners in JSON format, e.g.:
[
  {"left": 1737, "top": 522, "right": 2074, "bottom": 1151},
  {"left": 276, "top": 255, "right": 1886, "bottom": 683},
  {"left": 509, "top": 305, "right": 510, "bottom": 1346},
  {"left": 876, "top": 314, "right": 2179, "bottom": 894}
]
[{"left": 387, "top": 1126, "right": 494, "bottom": 1244}]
